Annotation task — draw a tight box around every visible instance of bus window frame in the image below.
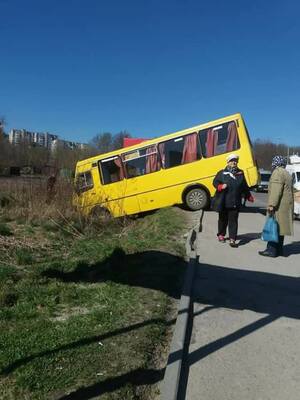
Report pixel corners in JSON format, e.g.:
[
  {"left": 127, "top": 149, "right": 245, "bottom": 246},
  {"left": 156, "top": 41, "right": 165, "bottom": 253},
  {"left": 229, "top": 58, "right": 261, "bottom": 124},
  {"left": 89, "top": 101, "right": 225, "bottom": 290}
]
[
  {"left": 198, "top": 120, "right": 241, "bottom": 159},
  {"left": 75, "top": 170, "right": 94, "bottom": 194},
  {"left": 99, "top": 155, "right": 125, "bottom": 186},
  {"left": 121, "top": 144, "right": 161, "bottom": 179},
  {"left": 158, "top": 131, "right": 202, "bottom": 170},
  {"left": 97, "top": 119, "right": 242, "bottom": 183}
]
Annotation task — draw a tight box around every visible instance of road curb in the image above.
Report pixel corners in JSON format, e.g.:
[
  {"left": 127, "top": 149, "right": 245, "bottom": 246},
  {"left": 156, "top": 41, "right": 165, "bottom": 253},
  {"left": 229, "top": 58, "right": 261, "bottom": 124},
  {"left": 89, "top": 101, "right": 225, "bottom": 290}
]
[
  {"left": 160, "top": 211, "right": 203, "bottom": 400},
  {"left": 160, "top": 241, "right": 197, "bottom": 400}
]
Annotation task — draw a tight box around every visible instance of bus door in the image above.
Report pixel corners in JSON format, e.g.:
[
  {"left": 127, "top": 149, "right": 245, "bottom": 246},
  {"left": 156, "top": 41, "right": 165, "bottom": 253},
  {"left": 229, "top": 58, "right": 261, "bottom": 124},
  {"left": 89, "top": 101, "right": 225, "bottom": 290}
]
[
  {"left": 99, "top": 156, "right": 140, "bottom": 216},
  {"left": 153, "top": 133, "right": 203, "bottom": 206},
  {"left": 122, "top": 145, "right": 165, "bottom": 212}
]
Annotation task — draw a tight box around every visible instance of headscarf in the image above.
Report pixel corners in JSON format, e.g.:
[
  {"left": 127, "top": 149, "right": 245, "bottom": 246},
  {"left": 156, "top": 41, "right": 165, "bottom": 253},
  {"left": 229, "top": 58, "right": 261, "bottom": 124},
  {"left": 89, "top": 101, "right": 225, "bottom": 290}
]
[
  {"left": 271, "top": 155, "right": 287, "bottom": 170},
  {"left": 226, "top": 165, "right": 238, "bottom": 174},
  {"left": 226, "top": 154, "right": 239, "bottom": 174},
  {"left": 226, "top": 153, "right": 239, "bottom": 163}
]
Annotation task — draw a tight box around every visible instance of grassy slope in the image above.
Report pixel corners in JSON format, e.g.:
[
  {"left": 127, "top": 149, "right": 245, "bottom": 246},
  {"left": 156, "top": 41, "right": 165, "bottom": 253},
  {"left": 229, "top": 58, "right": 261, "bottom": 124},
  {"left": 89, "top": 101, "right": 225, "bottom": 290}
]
[{"left": 0, "top": 208, "right": 186, "bottom": 400}]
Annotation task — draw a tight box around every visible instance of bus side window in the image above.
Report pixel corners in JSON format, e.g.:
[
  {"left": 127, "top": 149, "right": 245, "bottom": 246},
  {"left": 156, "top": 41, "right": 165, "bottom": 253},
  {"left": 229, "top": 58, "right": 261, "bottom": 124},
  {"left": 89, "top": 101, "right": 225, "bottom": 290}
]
[
  {"left": 75, "top": 171, "right": 94, "bottom": 193},
  {"left": 122, "top": 146, "right": 160, "bottom": 178},
  {"left": 158, "top": 132, "right": 201, "bottom": 169},
  {"left": 100, "top": 156, "right": 124, "bottom": 184},
  {"left": 199, "top": 121, "right": 240, "bottom": 158}
]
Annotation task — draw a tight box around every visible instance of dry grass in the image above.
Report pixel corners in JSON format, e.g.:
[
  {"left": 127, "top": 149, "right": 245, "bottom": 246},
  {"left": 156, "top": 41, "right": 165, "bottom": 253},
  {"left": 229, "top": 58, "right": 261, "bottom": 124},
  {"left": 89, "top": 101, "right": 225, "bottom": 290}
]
[
  {"left": 0, "top": 176, "right": 76, "bottom": 221},
  {"left": 0, "top": 191, "right": 186, "bottom": 400},
  {"left": 0, "top": 176, "right": 132, "bottom": 266},
  {"left": 0, "top": 176, "right": 111, "bottom": 240}
]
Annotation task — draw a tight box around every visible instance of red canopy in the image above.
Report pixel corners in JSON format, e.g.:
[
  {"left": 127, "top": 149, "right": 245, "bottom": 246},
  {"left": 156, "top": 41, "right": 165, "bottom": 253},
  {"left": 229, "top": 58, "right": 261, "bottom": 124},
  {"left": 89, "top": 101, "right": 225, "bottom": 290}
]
[{"left": 123, "top": 138, "right": 148, "bottom": 148}]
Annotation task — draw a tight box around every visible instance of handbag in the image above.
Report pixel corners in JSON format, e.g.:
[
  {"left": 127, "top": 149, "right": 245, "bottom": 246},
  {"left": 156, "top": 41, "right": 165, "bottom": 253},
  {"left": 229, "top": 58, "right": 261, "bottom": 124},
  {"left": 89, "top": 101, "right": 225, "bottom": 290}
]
[
  {"left": 261, "top": 215, "right": 279, "bottom": 243},
  {"left": 211, "top": 190, "right": 226, "bottom": 212}
]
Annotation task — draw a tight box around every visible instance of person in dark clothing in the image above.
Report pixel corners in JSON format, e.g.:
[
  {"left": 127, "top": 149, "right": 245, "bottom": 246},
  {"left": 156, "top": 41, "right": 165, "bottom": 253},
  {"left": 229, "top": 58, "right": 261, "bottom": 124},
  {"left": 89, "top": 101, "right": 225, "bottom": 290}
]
[{"left": 212, "top": 153, "right": 254, "bottom": 247}]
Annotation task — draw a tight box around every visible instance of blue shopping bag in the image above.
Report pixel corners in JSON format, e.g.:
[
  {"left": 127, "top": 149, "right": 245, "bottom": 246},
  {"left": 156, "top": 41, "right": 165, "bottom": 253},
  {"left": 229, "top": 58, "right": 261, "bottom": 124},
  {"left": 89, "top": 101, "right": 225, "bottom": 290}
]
[{"left": 261, "top": 216, "right": 279, "bottom": 243}]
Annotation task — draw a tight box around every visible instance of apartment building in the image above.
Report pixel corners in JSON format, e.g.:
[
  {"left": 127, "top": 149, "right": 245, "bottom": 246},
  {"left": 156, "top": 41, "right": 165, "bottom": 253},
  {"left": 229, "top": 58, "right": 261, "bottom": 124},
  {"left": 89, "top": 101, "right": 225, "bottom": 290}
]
[{"left": 8, "top": 129, "right": 86, "bottom": 151}]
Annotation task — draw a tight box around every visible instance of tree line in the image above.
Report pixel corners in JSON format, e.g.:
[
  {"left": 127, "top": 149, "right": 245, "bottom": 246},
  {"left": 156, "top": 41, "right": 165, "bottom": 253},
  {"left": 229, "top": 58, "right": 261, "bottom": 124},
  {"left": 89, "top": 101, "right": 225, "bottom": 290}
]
[
  {"left": 1, "top": 115, "right": 299, "bottom": 175},
  {"left": 253, "top": 140, "right": 300, "bottom": 170},
  {"left": 0, "top": 117, "right": 131, "bottom": 176}
]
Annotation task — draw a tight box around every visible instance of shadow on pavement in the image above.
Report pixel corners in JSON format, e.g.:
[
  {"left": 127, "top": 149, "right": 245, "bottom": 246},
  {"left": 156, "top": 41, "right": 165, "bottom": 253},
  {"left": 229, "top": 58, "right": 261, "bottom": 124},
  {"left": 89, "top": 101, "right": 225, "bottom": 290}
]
[
  {"left": 284, "top": 241, "right": 300, "bottom": 256},
  {"left": 237, "top": 236, "right": 300, "bottom": 256},
  {"left": 194, "top": 263, "right": 300, "bottom": 320},
  {"left": 177, "top": 261, "right": 300, "bottom": 398},
  {"left": 240, "top": 205, "right": 266, "bottom": 216},
  {"left": 237, "top": 232, "right": 261, "bottom": 246}
]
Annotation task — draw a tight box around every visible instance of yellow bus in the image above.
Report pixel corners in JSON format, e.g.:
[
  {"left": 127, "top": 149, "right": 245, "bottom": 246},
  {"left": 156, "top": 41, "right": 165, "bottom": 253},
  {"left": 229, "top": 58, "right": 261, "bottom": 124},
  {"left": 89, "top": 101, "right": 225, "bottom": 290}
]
[{"left": 74, "top": 113, "right": 259, "bottom": 217}]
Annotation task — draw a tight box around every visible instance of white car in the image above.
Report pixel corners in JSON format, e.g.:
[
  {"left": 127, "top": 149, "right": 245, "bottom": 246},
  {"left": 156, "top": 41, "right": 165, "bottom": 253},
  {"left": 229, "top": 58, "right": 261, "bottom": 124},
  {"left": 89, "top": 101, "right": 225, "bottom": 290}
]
[
  {"left": 294, "top": 203, "right": 300, "bottom": 219},
  {"left": 286, "top": 157, "right": 300, "bottom": 191}
]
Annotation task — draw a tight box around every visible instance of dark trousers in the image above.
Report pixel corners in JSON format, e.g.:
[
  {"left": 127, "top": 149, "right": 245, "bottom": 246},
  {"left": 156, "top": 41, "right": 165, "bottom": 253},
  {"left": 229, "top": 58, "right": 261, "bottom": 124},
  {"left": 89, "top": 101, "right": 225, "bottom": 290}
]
[
  {"left": 218, "top": 208, "right": 239, "bottom": 240},
  {"left": 266, "top": 235, "right": 284, "bottom": 256}
]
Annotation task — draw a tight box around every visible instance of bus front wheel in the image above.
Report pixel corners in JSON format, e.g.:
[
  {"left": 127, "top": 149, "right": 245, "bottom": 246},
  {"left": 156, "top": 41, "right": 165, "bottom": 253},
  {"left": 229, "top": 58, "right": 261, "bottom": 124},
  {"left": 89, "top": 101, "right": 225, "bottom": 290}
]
[
  {"left": 91, "top": 206, "right": 111, "bottom": 221},
  {"left": 184, "top": 188, "right": 208, "bottom": 211}
]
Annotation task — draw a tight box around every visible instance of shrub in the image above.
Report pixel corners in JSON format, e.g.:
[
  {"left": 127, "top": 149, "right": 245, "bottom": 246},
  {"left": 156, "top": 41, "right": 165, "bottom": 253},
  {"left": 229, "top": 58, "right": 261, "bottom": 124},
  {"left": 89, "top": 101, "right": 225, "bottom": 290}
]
[
  {"left": 0, "top": 222, "right": 12, "bottom": 236},
  {"left": 15, "top": 248, "right": 34, "bottom": 265},
  {"left": 0, "top": 289, "right": 18, "bottom": 307}
]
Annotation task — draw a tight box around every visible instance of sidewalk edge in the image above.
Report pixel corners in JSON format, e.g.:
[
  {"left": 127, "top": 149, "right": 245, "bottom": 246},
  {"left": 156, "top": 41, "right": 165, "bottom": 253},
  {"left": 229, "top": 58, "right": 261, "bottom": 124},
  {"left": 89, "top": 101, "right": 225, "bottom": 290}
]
[{"left": 160, "top": 253, "right": 196, "bottom": 400}]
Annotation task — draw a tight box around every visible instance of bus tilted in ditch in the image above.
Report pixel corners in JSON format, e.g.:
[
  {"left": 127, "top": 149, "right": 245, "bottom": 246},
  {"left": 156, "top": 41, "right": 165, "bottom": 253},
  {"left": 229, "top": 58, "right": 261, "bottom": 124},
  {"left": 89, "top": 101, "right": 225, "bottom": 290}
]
[{"left": 74, "top": 113, "right": 259, "bottom": 217}]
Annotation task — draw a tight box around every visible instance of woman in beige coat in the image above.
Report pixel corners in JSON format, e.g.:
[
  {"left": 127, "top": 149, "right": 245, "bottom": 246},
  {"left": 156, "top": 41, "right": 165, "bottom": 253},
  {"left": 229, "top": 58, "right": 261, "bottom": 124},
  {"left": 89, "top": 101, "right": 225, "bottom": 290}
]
[{"left": 259, "top": 155, "right": 294, "bottom": 257}]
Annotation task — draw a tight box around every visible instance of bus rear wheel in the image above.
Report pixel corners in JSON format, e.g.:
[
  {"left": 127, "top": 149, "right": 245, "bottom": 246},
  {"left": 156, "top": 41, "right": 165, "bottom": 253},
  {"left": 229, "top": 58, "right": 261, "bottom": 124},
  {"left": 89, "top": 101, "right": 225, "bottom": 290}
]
[{"left": 184, "top": 188, "right": 208, "bottom": 210}]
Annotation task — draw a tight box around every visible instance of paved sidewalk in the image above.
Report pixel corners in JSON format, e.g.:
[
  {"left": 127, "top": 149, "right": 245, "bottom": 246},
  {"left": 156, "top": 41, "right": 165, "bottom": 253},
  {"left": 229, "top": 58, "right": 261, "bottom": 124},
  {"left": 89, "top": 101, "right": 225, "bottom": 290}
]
[{"left": 183, "top": 209, "right": 300, "bottom": 400}]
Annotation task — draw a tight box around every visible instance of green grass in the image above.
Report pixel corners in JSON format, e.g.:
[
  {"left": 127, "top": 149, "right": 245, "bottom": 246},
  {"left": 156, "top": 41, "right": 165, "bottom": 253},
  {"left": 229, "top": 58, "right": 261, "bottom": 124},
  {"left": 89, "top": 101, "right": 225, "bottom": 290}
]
[
  {"left": 0, "top": 222, "right": 12, "bottom": 236},
  {"left": 0, "top": 207, "right": 186, "bottom": 400}
]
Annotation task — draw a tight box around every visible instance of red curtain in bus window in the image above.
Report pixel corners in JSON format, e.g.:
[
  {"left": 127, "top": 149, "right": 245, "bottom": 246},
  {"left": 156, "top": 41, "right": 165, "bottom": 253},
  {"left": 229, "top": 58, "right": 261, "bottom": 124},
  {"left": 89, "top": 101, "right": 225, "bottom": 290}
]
[
  {"left": 226, "top": 122, "right": 238, "bottom": 152},
  {"left": 206, "top": 129, "right": 218, "bottom": 157},
  {"left": 146, "top": 146, "right": 158, "bottom": 173},
  {"left": 114, "top": 157, "right": 124, "bottom": 180},
  {"left": 181, "top": 133, "right": 198, "bottom": 164},
  {"left": 158, "top": 143, "right": 165, "bottom": 168}
]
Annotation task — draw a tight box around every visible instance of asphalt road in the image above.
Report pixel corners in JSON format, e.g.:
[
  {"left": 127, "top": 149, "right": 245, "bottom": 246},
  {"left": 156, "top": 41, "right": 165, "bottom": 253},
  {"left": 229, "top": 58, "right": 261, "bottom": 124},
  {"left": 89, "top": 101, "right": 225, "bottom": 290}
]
[
  {"left": 179, "top": 194, "right": 300, "bottom": 400},
  {"left": 248, "top": 191, "right": 268, "bottom": 208}
]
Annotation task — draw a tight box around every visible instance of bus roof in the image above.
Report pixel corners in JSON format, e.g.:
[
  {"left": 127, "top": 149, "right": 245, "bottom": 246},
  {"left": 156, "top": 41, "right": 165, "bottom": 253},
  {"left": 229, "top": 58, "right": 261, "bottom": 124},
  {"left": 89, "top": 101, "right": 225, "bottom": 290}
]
[{"left": 76, "top": 112, "right": 243, "bottom": 167}]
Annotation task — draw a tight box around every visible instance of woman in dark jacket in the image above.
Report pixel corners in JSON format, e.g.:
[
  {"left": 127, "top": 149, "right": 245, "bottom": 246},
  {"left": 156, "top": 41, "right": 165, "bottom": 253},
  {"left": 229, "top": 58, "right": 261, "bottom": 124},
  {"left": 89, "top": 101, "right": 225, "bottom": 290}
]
[{"left": 213, "top": 153, "right": 254, "bottom": 247}]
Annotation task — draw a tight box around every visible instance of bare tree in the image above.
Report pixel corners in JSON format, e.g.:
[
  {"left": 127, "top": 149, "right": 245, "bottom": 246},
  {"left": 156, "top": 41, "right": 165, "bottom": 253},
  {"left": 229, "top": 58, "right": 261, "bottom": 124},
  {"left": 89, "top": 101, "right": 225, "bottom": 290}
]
[
  {"left": 253, "top": 139, "right": 299, "bottom": 169},
  {"left": 0, "top": 116, "right": 5, "bottom": 137},
  {"left": 0, "top": 117, "right": 11, "bottom": 171},
  {"left": 112, "top": 130, "right": 131, "bottom": 150},
  {"left": 90, "top": 131, "right": 132, "bottom": 154},
  {"left": 90, "top": 132, "right": 113, "bottom": 153}
]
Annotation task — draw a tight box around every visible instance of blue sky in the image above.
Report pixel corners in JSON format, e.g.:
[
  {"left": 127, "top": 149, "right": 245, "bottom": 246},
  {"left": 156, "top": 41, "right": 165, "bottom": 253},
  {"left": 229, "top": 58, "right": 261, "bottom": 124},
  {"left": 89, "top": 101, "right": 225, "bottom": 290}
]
[{"left": 1, "top": 0, "right": 299, "bottom": 146}]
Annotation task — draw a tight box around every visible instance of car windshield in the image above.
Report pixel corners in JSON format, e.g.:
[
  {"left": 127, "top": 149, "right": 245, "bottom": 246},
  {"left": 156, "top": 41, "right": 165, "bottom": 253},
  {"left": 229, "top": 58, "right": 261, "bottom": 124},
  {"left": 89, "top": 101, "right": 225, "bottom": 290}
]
[{"left": 261, "top": 173, "right": 270, "bottom": 182}]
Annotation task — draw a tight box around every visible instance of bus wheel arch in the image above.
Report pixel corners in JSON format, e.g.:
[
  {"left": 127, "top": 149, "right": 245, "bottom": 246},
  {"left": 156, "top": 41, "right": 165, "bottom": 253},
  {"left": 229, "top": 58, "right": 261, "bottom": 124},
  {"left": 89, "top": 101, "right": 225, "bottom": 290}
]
[
  {"left": 182, "top": 184, "right": 210, "bottom": 211},
  {"left": 90, "top": 205, "right": 111, "bottom": 221}
]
